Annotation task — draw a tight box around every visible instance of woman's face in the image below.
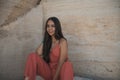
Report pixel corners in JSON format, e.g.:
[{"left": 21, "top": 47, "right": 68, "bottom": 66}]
[{"left": 47, "top": 20, "right": 55, "bottom": 36}]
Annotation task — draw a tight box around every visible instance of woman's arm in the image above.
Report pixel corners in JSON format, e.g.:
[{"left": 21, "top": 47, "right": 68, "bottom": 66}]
[
  {"left": 53, "top": 39, "right": 68, "bottom": 80},
  {"left": 35, "top": 43, "right": 43, "bottom": 56}
]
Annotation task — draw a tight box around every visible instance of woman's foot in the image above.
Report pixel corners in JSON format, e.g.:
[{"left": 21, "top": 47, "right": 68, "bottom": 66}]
[
  {"left": 36, "top": 76, "right": 44, "bottom": 80},
  {"left": 25, "top": 77, "right": 29, "bottom": 80}
]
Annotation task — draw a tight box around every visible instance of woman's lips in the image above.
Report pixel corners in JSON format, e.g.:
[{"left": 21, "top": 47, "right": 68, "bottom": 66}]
[
  {"left": 48, "top": 31, "right": 54, "bottom": 34},
  {"left": 48, "top": 31, "right": 53, "bottom": 33}
]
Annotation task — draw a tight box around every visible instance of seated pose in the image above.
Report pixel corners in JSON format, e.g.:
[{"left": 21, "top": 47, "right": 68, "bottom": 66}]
[{"left": 24, "top": 17, "right": 74, "bottom": 80}]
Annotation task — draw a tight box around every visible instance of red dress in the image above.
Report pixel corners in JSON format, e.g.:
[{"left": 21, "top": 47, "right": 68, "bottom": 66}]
[{"left": 24, "top": 44, "right": 74, "bottom": 80}]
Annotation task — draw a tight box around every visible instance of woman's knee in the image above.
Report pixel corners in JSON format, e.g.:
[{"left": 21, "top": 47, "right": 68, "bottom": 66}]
[
  {"left": 60, "top": 61, "right": 74, "bottom": 80},
  {"left": 27, "top": 52, "right": 37, "bottom": 58},
  {"left": 60, "top": 61, "right": 73, "bottom": 73},
  {"left": 63, "top": 61, "right": 72, "bottom": 67}
]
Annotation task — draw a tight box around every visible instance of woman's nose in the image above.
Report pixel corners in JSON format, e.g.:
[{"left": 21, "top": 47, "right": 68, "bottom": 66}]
[{"left": 48, "top": 26, "right": 52, "bottom": 30}]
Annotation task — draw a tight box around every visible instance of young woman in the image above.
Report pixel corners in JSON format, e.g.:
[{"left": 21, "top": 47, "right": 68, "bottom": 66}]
[{"left": 24, "top": 17, "right": 74, "bottom": 80}]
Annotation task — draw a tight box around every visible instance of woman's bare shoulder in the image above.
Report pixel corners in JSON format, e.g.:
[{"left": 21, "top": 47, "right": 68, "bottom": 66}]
[{"left": 59, "top": 38, "right": 67, "bottom": 46}]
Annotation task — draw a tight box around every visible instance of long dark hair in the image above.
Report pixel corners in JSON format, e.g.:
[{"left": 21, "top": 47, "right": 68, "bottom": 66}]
[{"left": 43, "top": 17, "right": 65, "bottom": 63}]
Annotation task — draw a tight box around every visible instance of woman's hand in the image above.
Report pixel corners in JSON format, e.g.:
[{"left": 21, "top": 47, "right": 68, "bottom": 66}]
[
  {"left": 53, "top": 77, "right": 57, "bottom": 80},
  {"left": 53, "top": 75, "right": 59, "bottom": 80},
  {"left": 36, "top": 43, "right": 43, "bottom": 56}
]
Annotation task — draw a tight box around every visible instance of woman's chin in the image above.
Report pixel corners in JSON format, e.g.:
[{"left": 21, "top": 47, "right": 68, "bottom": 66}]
[{"left": 49, "top": 34, "right": 54, "bottom": 36}]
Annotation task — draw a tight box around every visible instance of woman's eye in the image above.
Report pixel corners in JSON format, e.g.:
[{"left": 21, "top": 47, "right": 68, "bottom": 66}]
[
  {"left": 51, "top": 25, "right": 55, "bottom": 27},
  {"left": 47, "top": 25, "right": 55, "bottom": 28}
]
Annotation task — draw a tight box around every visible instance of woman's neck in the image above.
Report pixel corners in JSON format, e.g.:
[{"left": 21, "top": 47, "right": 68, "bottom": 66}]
[
  {"left": 51, "top": 36, "right": 59, "bottom": 49},
  {"left": 52, "top": 36, "right": 57, "bottom": 43}
]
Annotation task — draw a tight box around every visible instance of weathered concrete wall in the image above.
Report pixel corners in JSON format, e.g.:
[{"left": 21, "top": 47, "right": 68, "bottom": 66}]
[
  {"left": 0, "top": 0, "right": 21, "bottom": 26},
  {"left": 0, "top": 5, "right": 43, "bottom": 80},
  {"left": 0, "top": 0, "right": 120, "bottom": 80},
  {"left": 42, "top": 0, "right": 120, "bottom": 79},
  {"left": 0, "top": 0, "right": 41, "bottom": 26}
]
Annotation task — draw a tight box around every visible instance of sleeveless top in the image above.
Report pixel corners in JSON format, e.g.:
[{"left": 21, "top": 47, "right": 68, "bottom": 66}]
[{"left": 49, "top": 43, "right": 68, "bottom": 77}]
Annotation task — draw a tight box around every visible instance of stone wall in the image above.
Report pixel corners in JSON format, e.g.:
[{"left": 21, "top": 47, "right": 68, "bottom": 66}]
[
  {"left": 0, "top": 0, "right": 41, "bottom": 26},
  {"left": 42, "top": 0, "right": 120, "bottom": 79},
  {"left": 0, "top": 5, "right": 43, "bottom": 80},
  {"left": 0, "top": 0, "right": 20, "bottom": 26},
  {"left": 0, "top": 0, "right": 120, "bottom": 80}
]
